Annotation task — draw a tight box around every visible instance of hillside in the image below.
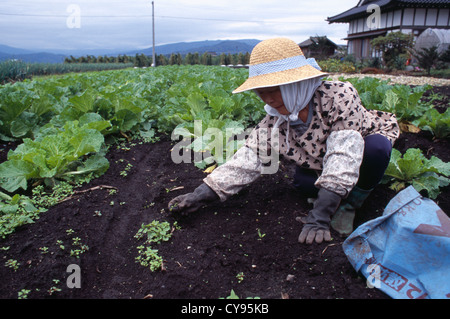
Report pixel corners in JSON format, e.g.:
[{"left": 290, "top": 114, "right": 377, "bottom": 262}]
[
  {"left": 0, "top": 39, "right": 260, "bottom": 63},
  {"left": 137, "top": 39, "right": 260, "bottom": 56},
  {"left": 0, "top": 44, "right": 66, "bottom": 63},
  {"left": 0, "top": 52, "right": 66, "bottom": 63}
]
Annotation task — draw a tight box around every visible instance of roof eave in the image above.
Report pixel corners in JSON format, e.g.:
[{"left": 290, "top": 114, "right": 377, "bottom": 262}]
[
  {"left": 327, "top": 0, "right": 392, "bottom": 23},
  {"left": 327, "top": 0, "right": 450, "bottom": 23}
]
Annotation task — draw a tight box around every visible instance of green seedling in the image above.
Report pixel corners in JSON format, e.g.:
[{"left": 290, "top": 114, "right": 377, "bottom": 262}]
[{"left": 5, "top": 259, "right": 20, "bottom": 271}]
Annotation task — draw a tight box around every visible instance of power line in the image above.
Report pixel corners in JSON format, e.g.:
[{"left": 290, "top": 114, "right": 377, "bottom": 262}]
[
  {"left": 0, "top": 12, "right": 324, "bottom": 24},
  {"left": 0, "top": 12, "right": 141, "bottom": 18}
]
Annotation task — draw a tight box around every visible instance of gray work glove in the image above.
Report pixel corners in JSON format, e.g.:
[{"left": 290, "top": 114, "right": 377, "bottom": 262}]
[
  {"left": 297, "top": 188, "right": 341, "bottom": 244},
  {"left": 168, "top": 183, "right": 218, "bottom": 215}
]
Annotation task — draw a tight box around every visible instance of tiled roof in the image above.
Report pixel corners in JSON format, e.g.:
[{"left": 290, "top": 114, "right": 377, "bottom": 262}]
[
  {"left": 298, "top": 36, "right": 338, "bottom": 48},
  {"left": 327, "top": 0, "right": 450, "bottom": 23}
]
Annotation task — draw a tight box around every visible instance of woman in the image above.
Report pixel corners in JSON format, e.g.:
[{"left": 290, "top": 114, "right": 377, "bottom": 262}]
[{"left": 169, "top": 38, "right": 400, "bottom": 244}]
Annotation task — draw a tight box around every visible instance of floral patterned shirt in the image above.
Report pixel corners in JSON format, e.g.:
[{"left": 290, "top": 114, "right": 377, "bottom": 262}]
[
  {"left": 204, "top": 80, "right": 400, "bottom": 200},
  {"left": 245, "top": 80, "right": 400, "bottom": 171}
]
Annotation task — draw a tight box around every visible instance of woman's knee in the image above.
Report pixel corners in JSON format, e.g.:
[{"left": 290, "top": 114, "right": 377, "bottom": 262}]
[
  {"left": 293, "top": 167, "right": 319, "bottom": 198},
  {"left": 357, "top": 135, "right": 393, "bottom": 189},
  {"left": 363, "top": 134, "right": 392, "bottom": 165}
]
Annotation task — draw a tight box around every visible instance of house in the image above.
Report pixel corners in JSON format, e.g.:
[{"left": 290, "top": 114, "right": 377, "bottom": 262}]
[
  {"left": 327, "top": 0, "right": 450, "bottom": 59},
  {"left": 298, "top": 36, "right": 339, "bottom": 59}
]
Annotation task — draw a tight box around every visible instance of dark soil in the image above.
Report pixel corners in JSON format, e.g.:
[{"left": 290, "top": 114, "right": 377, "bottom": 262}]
[{"left": 0, "top": 86, "right": 448, "bottom": 300}]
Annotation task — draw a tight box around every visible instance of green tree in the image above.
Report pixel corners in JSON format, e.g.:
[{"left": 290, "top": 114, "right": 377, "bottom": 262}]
[
  {"left": 158, "top": 54, "right": 168, "bottom": 66},
  {"left": 230, "top": 54, "right": 237, "bottom": 65},
  {"left": 237, "top": 53, "right": 244, "bottom": 65},
  {"left": 371, "top": 32, "right": 414, "bottom": 70},
  {"left": 219, "top": 53, "right": 226, "bottom": 65},
  {"left": 135, "top": 53, "right": 150, "bottom": 67},
  {"left": 184, "top": 53, "right": 193, "bottom": 65},
  {"left": 439, "top": 47, "right": 450, "bottom": 63},
  {"left": 244, "top": 52, "right": 250, "bottom": 65},
  {"left": 201, "top": 52, "right": 212, "bottom": 65},
  {"left": 168, "top": 53, "right": 177, "bottom": 65},
  {"left": 193, "top": 52, "right": 200, "bottom": 65},
  {"left": 413, "top": 46, "right": 440, "bottom": 75}
]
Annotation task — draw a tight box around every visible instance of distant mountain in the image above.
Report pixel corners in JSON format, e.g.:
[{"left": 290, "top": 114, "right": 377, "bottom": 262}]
[
  {"left": 7, "top": 52, "right": 66, "bottom": 63},
  {"left": 0, "top": 39, "right": 261, "bottom": 63},
  {"left": 0, "top": 44, "right": 34, "bottom": 55},
  {"left": 130, "top": 39, "right": 260, "bottom": 56},
  {"left": 0, "top": 44, "right": 66, "bottom": 63}
]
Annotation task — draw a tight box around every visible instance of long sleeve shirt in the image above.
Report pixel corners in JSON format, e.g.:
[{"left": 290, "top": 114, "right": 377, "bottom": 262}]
[{"left": 204, "top": 80, "right": 400, "bottom": 201}]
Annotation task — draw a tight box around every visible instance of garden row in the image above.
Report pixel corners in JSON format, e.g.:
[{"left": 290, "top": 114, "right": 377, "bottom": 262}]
[
  {"left": 0, "top": 60, "right": 134, "bottom": 84},
  {"left": 0, "top": 65, "right": 448, "bottom": 239}
]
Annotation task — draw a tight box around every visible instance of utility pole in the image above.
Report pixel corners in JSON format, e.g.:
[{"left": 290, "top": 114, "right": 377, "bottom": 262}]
[{"left": 152, "top": 1, "right": 156, "bottom": 67}]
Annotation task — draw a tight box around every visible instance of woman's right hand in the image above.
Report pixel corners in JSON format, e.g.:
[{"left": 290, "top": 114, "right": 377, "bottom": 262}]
[{"left": 168, "top": 183, "right": 218, "bottom": 215}]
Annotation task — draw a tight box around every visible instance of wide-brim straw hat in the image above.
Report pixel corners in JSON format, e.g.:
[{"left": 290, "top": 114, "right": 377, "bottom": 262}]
[{"left": 233, "top": 38, "right": 328, "bottom": 94}]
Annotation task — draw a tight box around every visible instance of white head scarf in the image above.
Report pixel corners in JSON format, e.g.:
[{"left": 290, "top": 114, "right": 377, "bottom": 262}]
[
  {"left": 264, "top": 78, "right": 322, "bottom": 126},
  {"left": 261, "top": 77, "right": 323, "bottom": 148}
]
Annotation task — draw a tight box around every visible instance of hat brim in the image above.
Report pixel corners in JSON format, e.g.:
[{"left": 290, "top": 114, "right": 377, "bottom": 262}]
[{"left": 232, "top": 64, "right": 328, "bottom": 94}]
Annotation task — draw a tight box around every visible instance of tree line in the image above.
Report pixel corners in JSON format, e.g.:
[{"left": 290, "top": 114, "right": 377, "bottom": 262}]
[{"left": 64, "top": 52, "right": 251, "bottom": 67}]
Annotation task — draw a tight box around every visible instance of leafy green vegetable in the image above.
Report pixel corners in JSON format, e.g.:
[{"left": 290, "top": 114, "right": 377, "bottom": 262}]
[
  {"left": 173, "top": 118, "right": 247, "bottom": 169},
  {"left": 387, "top": 84, "right": 432, "bottom": 121},
  {"left": 383, "top": 148, "right": 450, "bottom": 199},
  {"left": 0, "top": 160, "right": 36, "bottom": 193},
  {"left": 68, "top": 88, "right": 97, "bottom": 113},
  {"left": 341, "top": 76, "right": 432, "bottom": 122},
  {"left": 413, "top": 108, "right": 450, "bottom": 139},
  {"left": 134, "top": 220, "right": 172, "bottom": 244},
  {"left": 0, "top": 119, "right": 110, "bottom": 192},
  {"left": 0, "top": 84, "right": 37, "bottom": 140},
  {"left": 10, "top": 111, "right": 39, "bottom": 138},
  {"left": 0, "top": 191, "right": 45, "bottom": 239}
]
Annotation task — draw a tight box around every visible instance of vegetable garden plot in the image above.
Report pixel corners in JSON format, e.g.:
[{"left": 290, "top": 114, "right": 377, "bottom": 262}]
[
  {"left": 0, "top": 136, "right": 388, "bottom": 299},
  {"left": 0, "top": 131, "right": 447, "bottom": 299},
  {"left": 0, "top": 66, "right": 448, "bottom": 299}
]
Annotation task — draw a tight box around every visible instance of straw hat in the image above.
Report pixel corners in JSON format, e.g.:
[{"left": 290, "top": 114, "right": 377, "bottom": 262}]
[{"left": 233, "top": 38, "right": 328, "bottom": 94}]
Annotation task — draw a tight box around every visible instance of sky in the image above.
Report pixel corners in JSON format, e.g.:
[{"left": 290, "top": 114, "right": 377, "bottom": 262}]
[{"left": 0, "top": 0, "right": 358, "bottom": 53}]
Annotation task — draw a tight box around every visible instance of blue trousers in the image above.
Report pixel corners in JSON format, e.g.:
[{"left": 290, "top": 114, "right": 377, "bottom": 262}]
[{"left": 293, "top": 134, "right": 393, "bottom": 197}]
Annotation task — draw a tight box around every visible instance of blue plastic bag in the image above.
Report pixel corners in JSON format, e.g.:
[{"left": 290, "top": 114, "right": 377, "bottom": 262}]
[{"left": 343, "top": 186, "right": 450, "bottom": 299}]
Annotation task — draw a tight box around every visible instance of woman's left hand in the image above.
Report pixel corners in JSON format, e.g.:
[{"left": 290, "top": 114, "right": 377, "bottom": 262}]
[{"left": 296, "top": 188, "right": 341, "bottom": 244}]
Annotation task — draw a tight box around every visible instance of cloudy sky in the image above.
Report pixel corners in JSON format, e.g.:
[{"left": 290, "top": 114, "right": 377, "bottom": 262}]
[{"left": 0, "top": 0, "right": 358, "bottom": 52}]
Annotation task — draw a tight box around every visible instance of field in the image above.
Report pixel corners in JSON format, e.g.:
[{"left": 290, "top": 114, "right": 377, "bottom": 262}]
[{"left": 0, "top": 66, "right": 448, "bottom": 299}]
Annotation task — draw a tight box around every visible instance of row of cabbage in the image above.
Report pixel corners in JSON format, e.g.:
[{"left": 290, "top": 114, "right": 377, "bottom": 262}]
[
  {"left": 341, "top": 76, "right": 449, "bottom": 199},
  {"left": 0, "top": 65, "right": 264, "bottom": 194}
]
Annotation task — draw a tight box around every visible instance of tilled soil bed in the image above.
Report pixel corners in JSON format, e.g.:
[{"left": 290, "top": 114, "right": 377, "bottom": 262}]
[{"left": 0, "top": 86, "right": 448, "bottom": 300}]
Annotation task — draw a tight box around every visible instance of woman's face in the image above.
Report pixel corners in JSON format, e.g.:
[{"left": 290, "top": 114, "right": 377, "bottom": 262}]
[{"left": 255, "top": 86, "right": 290, "bottom": 115}]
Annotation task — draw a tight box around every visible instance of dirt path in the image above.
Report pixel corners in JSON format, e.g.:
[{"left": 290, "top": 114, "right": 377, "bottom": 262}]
[
  {"left": 1, "top": 127, "right": 448, "bottom": 299},
  {"left": 328, "top": 73, "right": 450, "bottom": 87}
]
